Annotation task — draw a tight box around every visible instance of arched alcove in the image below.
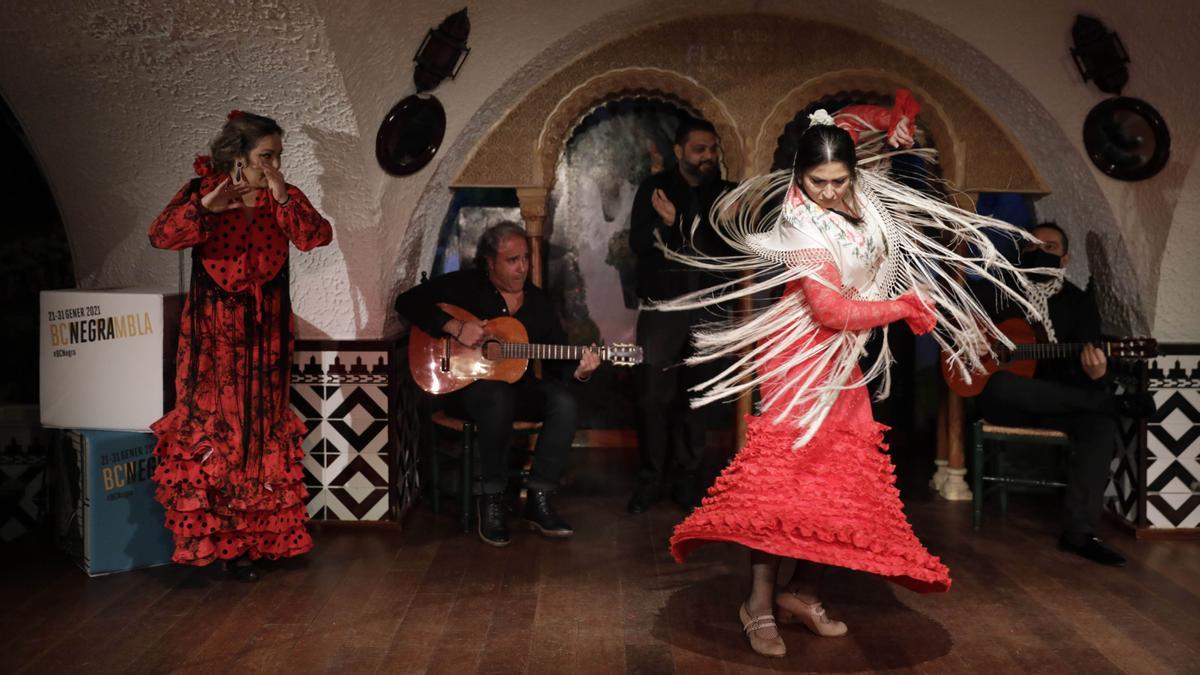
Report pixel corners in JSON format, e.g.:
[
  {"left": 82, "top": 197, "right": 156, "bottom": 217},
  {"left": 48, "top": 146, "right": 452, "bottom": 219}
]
[{"left": 753, "top": 69, "right": 979, "bottom": 188}]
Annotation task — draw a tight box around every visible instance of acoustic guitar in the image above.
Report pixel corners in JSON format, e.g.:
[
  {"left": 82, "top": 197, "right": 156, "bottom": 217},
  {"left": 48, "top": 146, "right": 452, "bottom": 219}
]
[
  {"left": 940, "top": 317, "right": 1157, "bottom": 398},
  {"left": 409, "top": 303, "right": 644, "bottom": 395}
]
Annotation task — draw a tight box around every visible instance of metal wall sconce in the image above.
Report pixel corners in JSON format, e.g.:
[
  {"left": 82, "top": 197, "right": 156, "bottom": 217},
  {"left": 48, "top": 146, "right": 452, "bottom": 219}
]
[
  {"left": 414, "top": 9, "right": 471, "bottom": 93},
  {"left": 1070, "top": 15, "right": 1129, "bottom": 95}
]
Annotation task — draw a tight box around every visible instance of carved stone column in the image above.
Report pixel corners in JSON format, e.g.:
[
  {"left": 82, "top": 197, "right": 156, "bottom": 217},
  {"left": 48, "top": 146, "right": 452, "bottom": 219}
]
[
  {"left": 930, "top": 387, "right": 950, "bottom": 492},
  {"left": 940, "top": 390, "right": 972, "bottom": 501},
  {"left": 516, "top": 187, "right": 549, "bottom": 288}
]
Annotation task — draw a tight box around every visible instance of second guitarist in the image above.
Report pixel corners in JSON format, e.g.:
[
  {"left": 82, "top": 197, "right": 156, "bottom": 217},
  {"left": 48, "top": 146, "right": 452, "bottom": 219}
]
[
  {"left": 395, "top": 223, "right": 599, "bottom": 547},
  {"left": 975, "top": 222, "right": 1138, "bottom": 568}
]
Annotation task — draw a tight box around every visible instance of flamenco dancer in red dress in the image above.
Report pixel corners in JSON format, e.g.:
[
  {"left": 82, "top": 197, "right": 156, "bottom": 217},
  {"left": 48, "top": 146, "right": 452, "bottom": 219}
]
[
  {"left": 652, "top": 93, "right": 1057, "bottom": 656},
  {"left": 148, "top": 111, "right": 332, "bottom": 581}
]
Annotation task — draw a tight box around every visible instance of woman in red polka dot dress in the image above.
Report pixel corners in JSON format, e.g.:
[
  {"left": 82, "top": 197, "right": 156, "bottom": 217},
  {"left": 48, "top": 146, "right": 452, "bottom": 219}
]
[{"left": 147, "top": 111, "right": 332, "bottom": 580}]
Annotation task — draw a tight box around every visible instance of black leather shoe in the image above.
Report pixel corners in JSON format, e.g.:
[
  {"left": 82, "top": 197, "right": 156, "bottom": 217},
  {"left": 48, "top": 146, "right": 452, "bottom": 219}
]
[
  {"left": 626, "top": 494, "right": 651, "bottom": 514},
  {"left": 627, "top": 486, "right": 659, "bottom": 514},
  {"left": 1058, "top": 534, "right": 1127, "bottom": 567},
  {"left": 478, "top": 493, "right": 511, "bottom": 547},
  {"left": 672, "top": 477, "right": 703, "bottom": 511},
  {"left": 224, "top": 558, "right": 260, "bottom": 582},
  {"left": 523, "top": 489, "right": 574, "bottom": 539}
]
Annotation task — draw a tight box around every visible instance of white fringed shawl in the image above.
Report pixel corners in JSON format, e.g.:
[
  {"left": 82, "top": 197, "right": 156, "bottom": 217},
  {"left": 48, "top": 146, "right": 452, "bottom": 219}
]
[{"left": 649, "top": 167, "right": 1059, "bottom": 448}]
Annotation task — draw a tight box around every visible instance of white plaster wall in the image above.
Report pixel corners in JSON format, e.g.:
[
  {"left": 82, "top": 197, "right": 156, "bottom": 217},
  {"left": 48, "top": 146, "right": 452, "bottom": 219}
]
[
  {"left": 1, "top": 0, "right": 1197, "bottom": 340},
  {"left": 892, "top": 0, "right": 1200, "bottom": 338},
  {"left": 1155, "top": 144, "right": 1200, "bottom": 343}
]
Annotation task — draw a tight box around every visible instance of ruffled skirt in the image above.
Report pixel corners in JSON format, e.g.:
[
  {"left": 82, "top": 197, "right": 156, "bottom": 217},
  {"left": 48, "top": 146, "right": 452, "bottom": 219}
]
[
  {"left": 151, "top": 275, "right": 312, "bottom": 566},
  {"left": 670, "top": 370, "right": 951, "bottom": 593}
]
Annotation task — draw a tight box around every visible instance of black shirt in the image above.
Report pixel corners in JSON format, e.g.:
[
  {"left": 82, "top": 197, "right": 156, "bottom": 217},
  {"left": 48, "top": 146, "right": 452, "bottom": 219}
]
[
  {"left": 394, "top": 268, "right": 573, "bottom": 381},
  {"left": 980, "top": 278, "right": 1104, "bottom": 388},
  {"left": 629, "top": 167, "right": 736, "bottom": 302}
]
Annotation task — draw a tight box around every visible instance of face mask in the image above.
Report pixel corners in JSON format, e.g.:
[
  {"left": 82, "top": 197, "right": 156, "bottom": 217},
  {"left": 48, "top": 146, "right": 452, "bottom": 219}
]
[{"left": 1019, "top": 248, "right": 1062, "bottom": 270}]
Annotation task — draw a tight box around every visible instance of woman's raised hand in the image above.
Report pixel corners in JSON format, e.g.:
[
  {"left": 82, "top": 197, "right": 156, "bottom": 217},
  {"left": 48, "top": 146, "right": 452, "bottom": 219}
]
[
  {"left": 259, "top": 163, "right": 289, "bottom": 204},
  {"left": 200, "top": 178, "right": 254, "bottom": 213},
  {"left": 888, "top": 116, "right": 915, "bottom": 149}
]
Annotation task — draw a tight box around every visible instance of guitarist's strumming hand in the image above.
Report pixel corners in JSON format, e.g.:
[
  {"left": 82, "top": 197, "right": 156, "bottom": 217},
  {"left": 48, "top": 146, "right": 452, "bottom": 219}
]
[
  {"left": 444, "top": 318, "right": 487, "bottom": 348},
  {"left": 1081, "top": 343, "right": 1107, "bottom": 381},
  {"left": 575, "top": 345, "right": 601, "bottom": 382}
]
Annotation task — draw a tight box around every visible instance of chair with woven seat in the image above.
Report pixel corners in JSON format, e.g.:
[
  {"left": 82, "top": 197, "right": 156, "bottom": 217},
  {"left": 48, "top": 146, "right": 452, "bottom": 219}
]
[
  {"left": 426, "top": 409, "right": 542, "bottom": 532},
  {"left": 971, "top": 419, "right": 1072, "bottom": 530}
]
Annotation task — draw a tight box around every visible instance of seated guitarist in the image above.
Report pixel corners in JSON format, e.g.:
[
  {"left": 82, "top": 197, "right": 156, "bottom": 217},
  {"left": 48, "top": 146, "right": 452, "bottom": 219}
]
[
  {"left": 977, "top": 221, "right": 1136, "bottom": 567},
  {"left": 395, "top": 222, "right": 600, "bottom": 547}
]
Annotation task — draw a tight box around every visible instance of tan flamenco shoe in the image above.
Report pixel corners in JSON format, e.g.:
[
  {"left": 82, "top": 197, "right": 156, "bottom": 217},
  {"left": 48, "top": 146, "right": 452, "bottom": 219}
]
[
  {"left": 775, "top": 591, "right": 848, "bottom": 637},
  {"left": 739, "top": 603, "right": 787, "bottom": 658}
]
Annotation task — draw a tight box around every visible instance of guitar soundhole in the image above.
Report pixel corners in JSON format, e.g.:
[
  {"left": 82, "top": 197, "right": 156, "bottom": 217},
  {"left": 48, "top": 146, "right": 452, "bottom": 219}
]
[{"left": 480, "top": 339, "right": 501, "bottom": 360}]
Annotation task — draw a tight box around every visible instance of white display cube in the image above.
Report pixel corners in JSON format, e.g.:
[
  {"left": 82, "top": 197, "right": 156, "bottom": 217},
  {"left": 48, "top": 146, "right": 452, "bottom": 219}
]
[{"left": 40, "top": 288, "right": 183, "bottom": 432}]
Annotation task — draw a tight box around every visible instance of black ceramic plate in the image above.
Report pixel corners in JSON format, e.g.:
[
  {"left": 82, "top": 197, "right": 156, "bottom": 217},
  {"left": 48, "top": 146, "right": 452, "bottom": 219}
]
[
  {"left": 376, "top": 94, "right": 447, "bottom": 176},
  {"left": 1082, "top": 97, "right": 1170, "bottom": 181}
]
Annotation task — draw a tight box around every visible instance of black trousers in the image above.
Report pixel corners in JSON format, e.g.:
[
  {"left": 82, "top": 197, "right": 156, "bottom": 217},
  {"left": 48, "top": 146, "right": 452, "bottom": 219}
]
[
  {"left": 634, "top": 308, "right": 718, "bottom": 498},
  {"left": 978, "top": 371, "right": 1118, "bottom": 538},
  {"left": 449, "top": 377, "right": 577, "bottom": 495}
]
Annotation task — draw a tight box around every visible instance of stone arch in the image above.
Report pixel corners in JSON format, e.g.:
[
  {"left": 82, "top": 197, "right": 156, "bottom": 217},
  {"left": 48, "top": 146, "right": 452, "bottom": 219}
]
[
  {"left": 533, "top": 67, "right": 745, "bottom": 187},
  {"left": 407, "top": 3, "right": 1134, "bottom": 330},
  {"left": 754, "top": 69, "right": 962, "bottom": 184},
  {"left": 752, "top": 68, "right": 1047, "bottom": 195}
]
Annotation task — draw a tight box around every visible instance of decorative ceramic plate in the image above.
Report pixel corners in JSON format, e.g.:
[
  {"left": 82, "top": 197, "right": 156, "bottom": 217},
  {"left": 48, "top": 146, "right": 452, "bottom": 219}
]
[
  {"left": 1083, "top": 97, "right": 1170, "bottom": 181},
  {"left": 376, "top": 94, "right": 447, "bottom": 176}
]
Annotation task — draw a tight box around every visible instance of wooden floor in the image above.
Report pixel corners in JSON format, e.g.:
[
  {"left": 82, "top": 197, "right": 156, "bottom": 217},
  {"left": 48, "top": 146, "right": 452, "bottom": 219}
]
[{"left": 3, "top": 447, "right": 1199, "bottom": 674}]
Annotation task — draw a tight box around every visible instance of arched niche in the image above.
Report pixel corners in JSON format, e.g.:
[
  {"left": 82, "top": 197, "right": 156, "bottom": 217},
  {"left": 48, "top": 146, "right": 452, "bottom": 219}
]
[
  {"left": 754, "top": 69, "right": 970, "bottom": 184},
  {"left": 534, "top": 67, "right": 744, "bottom": 187}
]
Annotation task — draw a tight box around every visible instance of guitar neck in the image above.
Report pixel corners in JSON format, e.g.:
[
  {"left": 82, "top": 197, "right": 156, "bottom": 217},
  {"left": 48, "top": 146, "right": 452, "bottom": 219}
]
[
  {"left": 1009, "top": 341, "right": 1109, "bottom": 362},
  {"left": 498, "top": 343, "right": 595, "bottom": 361}
]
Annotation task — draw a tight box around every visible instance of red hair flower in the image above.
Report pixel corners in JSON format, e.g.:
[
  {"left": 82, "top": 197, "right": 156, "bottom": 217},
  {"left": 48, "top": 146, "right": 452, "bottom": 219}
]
[
  {"left": 193, "top": 154, "right": 213, "bottom": 177},
  {"left": 227, "top": 109, "right": 243, "bottom": 121}
]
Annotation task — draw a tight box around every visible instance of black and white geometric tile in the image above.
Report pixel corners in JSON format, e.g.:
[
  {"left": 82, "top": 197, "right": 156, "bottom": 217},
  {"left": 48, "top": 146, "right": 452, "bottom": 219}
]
[
  {"left": 1105, "top": 396, "right": 1142, "bottom": 525},
  {"left": 1143, "top": 354, "right": 1200, "bottom": 528},
  {"left": 0, "top": 455, "right": 45, "bottom": 542},
  {"left": 290, "top": 345, "right": 394, "bottom": 521}
]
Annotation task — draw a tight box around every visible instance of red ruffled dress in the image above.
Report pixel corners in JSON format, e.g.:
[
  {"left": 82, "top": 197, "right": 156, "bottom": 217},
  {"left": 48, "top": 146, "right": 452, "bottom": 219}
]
[
  {"left": 147, "top": 167, "right": 332, "bottom": 565},
  {"left": 669, "top": 201, "right": 952, "bottom": 594}
]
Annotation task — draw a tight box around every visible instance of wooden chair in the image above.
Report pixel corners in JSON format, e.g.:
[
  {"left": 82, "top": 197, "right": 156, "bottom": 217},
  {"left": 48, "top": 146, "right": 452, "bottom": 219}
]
[
  {"left": 425, "top": 410, "right": 542, "bottom": 532},
  {"left": 971, "top": 419, "right": 1071, "bottom": 530}
]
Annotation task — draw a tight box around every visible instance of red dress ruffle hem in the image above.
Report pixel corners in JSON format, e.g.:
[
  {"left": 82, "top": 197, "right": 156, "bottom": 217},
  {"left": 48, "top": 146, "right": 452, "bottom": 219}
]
[
  {"left": 670, "top": 326, "right": 952, "bottom": 593},
  {"left": 147, "top": 174, "right": 332, "bottom": 565}
]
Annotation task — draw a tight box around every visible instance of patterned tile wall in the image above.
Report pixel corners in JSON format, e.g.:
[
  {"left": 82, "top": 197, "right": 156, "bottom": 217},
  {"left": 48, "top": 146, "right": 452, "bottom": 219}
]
[
  {"left": 1105, "top": 394, "right": 1141, "bottom": 525},
  {"left": 290, "top": 342, "right": 411, "bottom": 521},
  {"left": 1144, "top": 354, "right": 1200, "bottom": 528}
]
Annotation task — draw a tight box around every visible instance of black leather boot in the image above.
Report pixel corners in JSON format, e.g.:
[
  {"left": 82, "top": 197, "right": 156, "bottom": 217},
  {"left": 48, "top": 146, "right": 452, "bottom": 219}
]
[
  {"left": 478, "top": 492, "right": 510, "bottom": 547},
  {"left": 523, "top": 489, "right": 574, "bottom": 539}
]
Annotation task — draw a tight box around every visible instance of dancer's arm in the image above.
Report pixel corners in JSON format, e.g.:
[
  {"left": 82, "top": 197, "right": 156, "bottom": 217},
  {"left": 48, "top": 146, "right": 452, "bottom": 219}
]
[
  {"left": 148, "top": 181, "right": 216, "bottom": 250},
  {"left": 272, "top": 186, "right": 333, "bottom": 251},
  {"left": 800, "top": 261, "right": 935, "bottom": 334}
]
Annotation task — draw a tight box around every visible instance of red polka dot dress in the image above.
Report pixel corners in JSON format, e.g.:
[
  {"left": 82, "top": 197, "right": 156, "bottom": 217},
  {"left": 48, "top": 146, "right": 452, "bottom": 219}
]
[{"left": 147, "top": 167, "right": 332, "bottom": 565}]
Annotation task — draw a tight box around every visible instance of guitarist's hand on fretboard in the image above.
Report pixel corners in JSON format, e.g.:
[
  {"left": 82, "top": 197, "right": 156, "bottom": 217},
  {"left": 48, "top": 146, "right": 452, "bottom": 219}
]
[
  {"left": 575, "top": 345, "right": 601, "bottom": 382},
  {"left": 1081, "top": 343, "right": 1107, "bottom": 380}
]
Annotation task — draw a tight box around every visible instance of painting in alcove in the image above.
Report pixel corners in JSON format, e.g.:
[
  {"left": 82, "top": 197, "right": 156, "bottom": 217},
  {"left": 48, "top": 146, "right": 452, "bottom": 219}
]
[
  {"left": 433, "top": 188, "right": 522, "bottom": 275},
  {"left": 543, "top": 99, "right": 689, "bottom": 430}
]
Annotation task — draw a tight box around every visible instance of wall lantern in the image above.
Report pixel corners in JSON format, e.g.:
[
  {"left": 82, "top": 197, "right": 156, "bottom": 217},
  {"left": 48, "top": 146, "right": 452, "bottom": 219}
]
[
  {"left": 413, "top": 9, "right": 471, "bottom": 93},
  {"left": 1069, "top": 15, "right": 1129, "bottom": 95}
]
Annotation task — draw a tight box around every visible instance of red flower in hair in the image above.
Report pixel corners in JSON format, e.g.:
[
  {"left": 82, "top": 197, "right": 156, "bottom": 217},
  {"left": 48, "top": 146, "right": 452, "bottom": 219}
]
[
  {"left": 227, "top": 110, "right": 243, "bottom": 121},
  {"left": 193, "top": 155, "right": 213, "bottom": 177}
]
